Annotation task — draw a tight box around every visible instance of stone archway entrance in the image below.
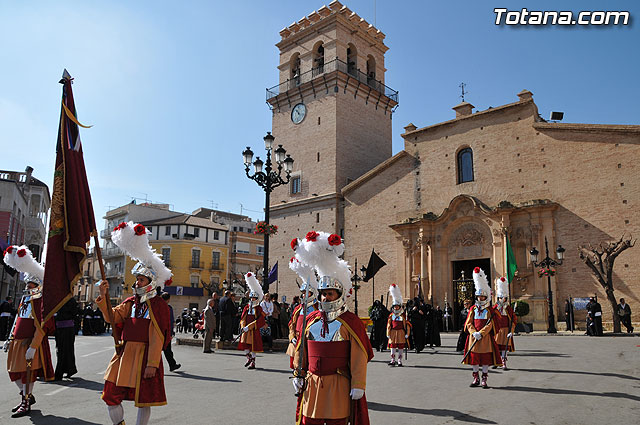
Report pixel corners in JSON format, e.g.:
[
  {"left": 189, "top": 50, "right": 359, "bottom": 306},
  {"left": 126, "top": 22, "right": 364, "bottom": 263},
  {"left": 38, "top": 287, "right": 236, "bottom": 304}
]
[{"left": 452, "top": 258, "right": 491, "bottom": 330}]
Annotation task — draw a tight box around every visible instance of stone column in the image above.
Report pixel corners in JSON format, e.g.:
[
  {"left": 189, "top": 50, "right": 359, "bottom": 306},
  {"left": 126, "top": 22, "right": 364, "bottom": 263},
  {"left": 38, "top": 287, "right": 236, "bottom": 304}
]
[{"left": 402, "top": 237, "right": 412, "bottom": 301}]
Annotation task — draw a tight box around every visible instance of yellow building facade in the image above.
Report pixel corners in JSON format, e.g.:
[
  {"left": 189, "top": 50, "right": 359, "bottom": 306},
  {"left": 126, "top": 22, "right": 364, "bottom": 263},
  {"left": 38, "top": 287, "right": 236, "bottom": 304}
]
[{"left": 121, "top": 214, "right": 229, "bottom": 313}]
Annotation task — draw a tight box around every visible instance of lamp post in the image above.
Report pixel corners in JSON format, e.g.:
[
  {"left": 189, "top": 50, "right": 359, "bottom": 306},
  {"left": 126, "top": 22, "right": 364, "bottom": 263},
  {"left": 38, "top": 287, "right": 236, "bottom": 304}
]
[
  {"left": 529, "top": 236, "right": 565, "bottom": 334},
  {"left": 350, "top": 260, "right": 367, "bottom": 317},
  {"left": 242, "top": 132, "right": 294, "bottom": 292}
]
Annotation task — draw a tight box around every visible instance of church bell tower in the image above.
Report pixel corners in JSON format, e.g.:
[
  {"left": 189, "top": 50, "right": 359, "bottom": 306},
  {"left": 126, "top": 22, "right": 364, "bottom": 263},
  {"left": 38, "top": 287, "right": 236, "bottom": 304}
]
[{"left": 266, "top": 1, "right": 398, "bottom": 295}]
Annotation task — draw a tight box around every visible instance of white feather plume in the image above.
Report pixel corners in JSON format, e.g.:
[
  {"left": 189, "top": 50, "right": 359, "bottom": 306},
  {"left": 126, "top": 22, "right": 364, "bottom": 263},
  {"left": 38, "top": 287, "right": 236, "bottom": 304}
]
[
  {"left": 111, "top": 221, "right": 172, "bottom": 286},
  {"left": 472, "top": 267, "right": 491, "bottom": 296},
  {"left": 294, "top": 231, "right": 351, "bottom": 295},
  {"left": 3, "top": 245, "right": 44, "bottom": 282},
  {"left": 244, "top": 271, "right": 264, "bottom": 299},
  {"left": 495, "top": 277, "right": 509, "bottom": 298},
  {"left": 389, "top": 284, "right": 403, "bottom": 305},
  {"left": 289, "top": 254, "right": 318, "bottom": 290}
]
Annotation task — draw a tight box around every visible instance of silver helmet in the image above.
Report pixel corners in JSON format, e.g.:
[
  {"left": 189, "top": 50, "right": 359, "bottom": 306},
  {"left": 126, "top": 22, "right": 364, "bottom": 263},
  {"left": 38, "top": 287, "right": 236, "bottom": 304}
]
[{"left": 131, "top": 262, "right": 158, "bottom": 302}]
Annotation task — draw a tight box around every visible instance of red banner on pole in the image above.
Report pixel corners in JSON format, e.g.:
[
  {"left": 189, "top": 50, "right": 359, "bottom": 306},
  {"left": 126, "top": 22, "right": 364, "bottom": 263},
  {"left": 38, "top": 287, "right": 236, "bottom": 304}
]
[{"left": 42, "top": 70, "right": 97, "bottom": 323}]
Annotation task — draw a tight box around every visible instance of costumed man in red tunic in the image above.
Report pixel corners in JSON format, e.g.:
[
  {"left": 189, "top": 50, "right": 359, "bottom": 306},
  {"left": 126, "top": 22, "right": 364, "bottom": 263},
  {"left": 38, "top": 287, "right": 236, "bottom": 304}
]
[
  {"left": 97, "top": 222, "right": 172, "bottom": 425},
  {"left": 386, "top": 284, "right": 411, "bottom": 367},
  {"left": 292, "top": 231, "right": 374, "bottom": 425},
  {"left": 493, "top": 277, "right": 516, "bottom": 370},
  {"left": 286, "top": 248, "right": 319, "bottom": 369},
  {"left": 462, "top": 267, "right": 502, "bottom": 388},
  {"left": 3, "top": 246, "right": 54, "bottom": 418},
  {"left": 237, "top": 272, "right": 268, "bottom": 370}
]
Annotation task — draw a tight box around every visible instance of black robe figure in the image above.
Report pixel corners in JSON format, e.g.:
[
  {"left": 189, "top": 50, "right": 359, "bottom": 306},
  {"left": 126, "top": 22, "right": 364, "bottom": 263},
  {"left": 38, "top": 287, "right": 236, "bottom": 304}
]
[
  {"left": 55, "top": 297, "right": 79, "bottom": 380},
  {"left": 409, "top": 298, "right": 426, "bottom": 353},
  {"left": 589, "top": 298, "right": 604, "bottom": 336},
  {"left": 369, "top": 300, "right": 389, "bottom": 352},
  {"left": 425, "top": 304, "right": 441, "bottom": 347},
  {"left": 82, "top": 305, "right": 94, "bottom": 336},
  {"left": 92, "top": 307, "right": 105, "bottom": 334},
  {"left": 456, "top": 304, "right": 471, "bottom": 351}
]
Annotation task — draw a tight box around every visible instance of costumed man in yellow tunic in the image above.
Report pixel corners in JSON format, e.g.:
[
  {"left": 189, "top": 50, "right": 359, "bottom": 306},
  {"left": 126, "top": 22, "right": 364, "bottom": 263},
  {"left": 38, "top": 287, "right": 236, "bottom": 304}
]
[
  {"left": 493, "top": 277, "right": 516, "bottom": 370},
  {"left": 237, "top": 272, "right": 268, "bottom": 369},
  {"left": 462, "top": 267, "right": 502, "bottom": 388},
  {"left": 97, "top": 222, "right": 172, "bottom": 425},
  {"left": 386, "top": 284, "right": 411, "bottom": 367},
  {"left": 286, "top": 247, "right": 319, "bottom": 369},
  {"left": 292, "top": 231, "right": 374, "bottom": 425},
  {"left": 3, "top": 246, "right": 54, "bottom": 418}
]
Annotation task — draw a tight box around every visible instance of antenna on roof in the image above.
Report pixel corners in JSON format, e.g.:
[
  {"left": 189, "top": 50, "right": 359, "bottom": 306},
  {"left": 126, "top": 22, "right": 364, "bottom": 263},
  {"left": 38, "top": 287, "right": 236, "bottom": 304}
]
[
  {"left": 459, "top": 82, "right": 468, "bottom": 102},
  {"left": 374, "top": 0, "right": 376, "bottom": 27},
  {"left": 207, "top": 200, "right": 218, "bottom": 209}
]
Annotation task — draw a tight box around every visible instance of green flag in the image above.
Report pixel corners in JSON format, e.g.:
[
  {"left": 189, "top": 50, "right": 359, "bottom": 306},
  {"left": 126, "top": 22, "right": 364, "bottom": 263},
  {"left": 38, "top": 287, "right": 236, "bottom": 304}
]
[{"left": 506, "top": 234, "right": 517, "bottom": 284}]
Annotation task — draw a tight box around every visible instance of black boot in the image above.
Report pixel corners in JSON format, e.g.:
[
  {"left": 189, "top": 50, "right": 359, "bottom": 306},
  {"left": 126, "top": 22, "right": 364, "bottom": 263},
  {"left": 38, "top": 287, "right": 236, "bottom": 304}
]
[
  {"left": 11, "top": 398, "right": 31, "bottom": 418},
  {"left": 244, "top": 354, "right": 252, "bottom": 367},
  {"left": 12, "top": 392, "right": 35, "bottom": 413}
]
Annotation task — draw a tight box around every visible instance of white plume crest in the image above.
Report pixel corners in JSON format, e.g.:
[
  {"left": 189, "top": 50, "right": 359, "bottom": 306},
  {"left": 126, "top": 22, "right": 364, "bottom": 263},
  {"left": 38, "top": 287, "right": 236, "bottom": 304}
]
[
  {"left": 472, "top": 267, "right": 491, "bottom": 296},
  {"left": 3, "top": 245, "right": 44, "bottom": 282},
  {"left": 245, "top": 272, "right": 263, "bottom": 299},
  {"left": 389, "top": 284, "right": 403, "bottom": 306},
  {"left": 289, "top": 254, "right": 318, "bottom": 290},
  {"left": 496, "top": 277, "right": 509, "bottom": 298},
  {"left": 293, "top": 231, "right": 352, "bottom": 295},
  {"left": 111, "top": 221, "right": 173, "bottom": 287}
]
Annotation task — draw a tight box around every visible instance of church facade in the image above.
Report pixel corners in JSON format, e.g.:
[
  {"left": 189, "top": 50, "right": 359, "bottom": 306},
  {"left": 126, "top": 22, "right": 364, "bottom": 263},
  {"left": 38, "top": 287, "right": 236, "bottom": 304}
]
[{"left": 265, "top": 1, "right": 640, "bottom": 330}]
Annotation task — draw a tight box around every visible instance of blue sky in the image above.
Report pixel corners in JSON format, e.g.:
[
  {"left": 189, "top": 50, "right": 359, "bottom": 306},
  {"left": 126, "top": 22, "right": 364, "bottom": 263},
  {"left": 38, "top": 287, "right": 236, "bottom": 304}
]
[{"left": 1, "top": 0, "right": 638, "bottom": 227}]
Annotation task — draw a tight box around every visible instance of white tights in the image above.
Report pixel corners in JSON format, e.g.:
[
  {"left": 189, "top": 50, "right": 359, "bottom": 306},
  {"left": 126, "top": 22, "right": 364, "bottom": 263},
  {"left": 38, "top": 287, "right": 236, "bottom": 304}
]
[
  {"left": 137, "top": 406, "right": 151, "bottom": 425},
  {"left": 244, "top": 349, "right": 256, "bottom": 358},
  {"left": 107, "top": 405, "right": 151, "bottom": 425},
  {"left": 472, "top": 365, "right": 489, "bottom": 373},
  {"left": 390, "top": 348, "right": 402, "bottom": 364},
  {"left": 108, "top": 405, "right": 124, "bottom": 424},
  {"left": 15, "top": 380, "right": 34, "bottom": 395}
]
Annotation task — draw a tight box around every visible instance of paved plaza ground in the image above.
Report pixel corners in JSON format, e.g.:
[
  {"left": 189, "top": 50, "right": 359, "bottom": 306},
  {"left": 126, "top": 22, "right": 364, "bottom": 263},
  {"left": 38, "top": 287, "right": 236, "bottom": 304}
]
[{"left": 0, "top": 333, "right": 638, "bottom": 424}]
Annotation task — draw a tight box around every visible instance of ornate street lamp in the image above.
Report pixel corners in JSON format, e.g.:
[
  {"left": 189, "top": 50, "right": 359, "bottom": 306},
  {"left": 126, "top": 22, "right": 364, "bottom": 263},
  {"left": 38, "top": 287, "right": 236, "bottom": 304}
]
[
  {"left": 242, "top": 132, "right": 294, "bottom": 291},
  {"left": 529, "top": 237, "right": 564, "bottom": 333}
]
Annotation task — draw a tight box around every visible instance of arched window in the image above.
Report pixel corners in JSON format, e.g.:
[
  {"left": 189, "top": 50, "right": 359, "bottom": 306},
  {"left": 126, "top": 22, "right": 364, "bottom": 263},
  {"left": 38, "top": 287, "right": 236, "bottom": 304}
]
[
  {"left": 313, "top": 42, "right": 324, "bottom": 76},
  {"left": 347, "top": 44, "right": 357, "bottom": 76},
  {"left": 366, "top": 55, "right": 376, "bottom": 82},
  {"left": 457, "top": 148, "right": 474, "bottom": 184},
  {"left": 289, "top": 53, "right": 301, "bottom": 86}
]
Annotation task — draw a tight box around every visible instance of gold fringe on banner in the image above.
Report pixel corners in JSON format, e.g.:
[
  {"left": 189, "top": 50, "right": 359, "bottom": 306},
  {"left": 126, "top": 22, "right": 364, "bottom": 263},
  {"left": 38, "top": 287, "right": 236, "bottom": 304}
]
[{"left": 62, "top": 101, "right": 93, "bottom": 128}]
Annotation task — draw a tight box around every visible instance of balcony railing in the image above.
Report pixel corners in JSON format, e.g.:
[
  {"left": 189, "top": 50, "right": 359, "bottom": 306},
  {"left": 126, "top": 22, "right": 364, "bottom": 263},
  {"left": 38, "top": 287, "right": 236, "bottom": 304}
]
[
  {"left": 102, "top": 247, "right": 124, "bottom": 258},
  {"left": 190, "top": 261, "right": 204, "bottom": 269},
  {"left": 100, "top": 229, "right": 112, "bottom": 239},
  {"left": 266, "top": 58, "right": 398, "bottom": 104},
  {"left": 209, "top": 264, "right": 223, "bottom": 271}
]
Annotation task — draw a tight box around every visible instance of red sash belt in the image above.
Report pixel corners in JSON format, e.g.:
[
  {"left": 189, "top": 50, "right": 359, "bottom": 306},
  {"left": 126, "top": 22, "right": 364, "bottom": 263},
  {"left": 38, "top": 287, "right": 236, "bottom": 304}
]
[
  {"left": 307, "top": 340, "right": 349, "bottom": 376},
  {"left": 391, "top": 320, "right": 404, "bottom": 330},
  {"left": 14, "top": 317, "right": 35, "bottom": 339},
  {"left": 122, "top": 318, "right": 150, "bottom": 342},
  {"left": 246, "top": 314, "right": 255, "bottom": 322}
]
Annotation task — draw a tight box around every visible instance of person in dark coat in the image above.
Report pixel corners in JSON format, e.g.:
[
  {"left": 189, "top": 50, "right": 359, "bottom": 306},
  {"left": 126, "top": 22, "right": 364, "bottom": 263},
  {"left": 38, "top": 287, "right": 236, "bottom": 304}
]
[
  {"left": 564, "top": 299, "right": 574, "bottom": 332},
  {"left": 618, "top": 298, "right": 633, "bottom": 333},
  {"left": 409, "top": 298, "right": 426, "bottom": 353},
  {"left": 54, "top": 298, "right": 79, "bottom": 380},
  {"left": 457, "top": 299, "right": 472, "bottom": 352},
  {"left": 161, "top": 293, "right": 180, "bottom": 371},
  {"left": 0, "top": 296, "right": 15, "bottom": 340},
  {"left": 590, "top": 297, "right": 604, "bottom": 336},
  {"left": 218, "top": 291, "right": 230, "bottom": 341}
]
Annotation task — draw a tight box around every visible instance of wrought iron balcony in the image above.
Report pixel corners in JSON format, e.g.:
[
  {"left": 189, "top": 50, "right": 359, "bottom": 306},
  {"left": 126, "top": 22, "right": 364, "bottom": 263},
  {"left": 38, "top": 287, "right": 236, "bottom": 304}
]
[
  {"left": 102, "top": 247, "right": 124, "bottom": 259},
  {"left": 190, "top": 261, "right": 204, "bottom": 269},
  {"left": 266, "top": 58, "right": 398, "bottom": 104},
  {"left": 209, "top": 263, "right": 224, "bottom": 271},
  {"left": 100, "top": 228, "right": 112, "bottom": 239}
]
